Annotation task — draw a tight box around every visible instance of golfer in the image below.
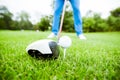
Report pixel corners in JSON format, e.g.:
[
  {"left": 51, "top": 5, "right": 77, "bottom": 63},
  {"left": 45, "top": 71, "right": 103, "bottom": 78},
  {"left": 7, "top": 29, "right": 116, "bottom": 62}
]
[{"left": 48, "top": 0, "right": 86, "bottom": 40}]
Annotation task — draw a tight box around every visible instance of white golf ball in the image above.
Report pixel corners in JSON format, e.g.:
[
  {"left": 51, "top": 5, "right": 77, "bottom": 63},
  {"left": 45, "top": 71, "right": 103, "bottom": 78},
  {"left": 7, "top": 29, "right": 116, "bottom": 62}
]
[{"left": 58, "top": 36, "right": 72, "bottom": 48}]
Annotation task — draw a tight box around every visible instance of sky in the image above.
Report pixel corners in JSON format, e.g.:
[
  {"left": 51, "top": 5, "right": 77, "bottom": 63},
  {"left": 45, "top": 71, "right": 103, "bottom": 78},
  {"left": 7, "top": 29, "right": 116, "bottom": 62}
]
[{"left": 0, "top": 0, "right": 120, "bottom": 23}]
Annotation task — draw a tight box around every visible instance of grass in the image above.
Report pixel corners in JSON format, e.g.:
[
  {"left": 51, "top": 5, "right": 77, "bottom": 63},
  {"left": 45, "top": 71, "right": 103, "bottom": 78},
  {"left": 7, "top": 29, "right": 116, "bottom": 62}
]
[{"left": 0, "top": 30, "right": 120, "bottom": 80}]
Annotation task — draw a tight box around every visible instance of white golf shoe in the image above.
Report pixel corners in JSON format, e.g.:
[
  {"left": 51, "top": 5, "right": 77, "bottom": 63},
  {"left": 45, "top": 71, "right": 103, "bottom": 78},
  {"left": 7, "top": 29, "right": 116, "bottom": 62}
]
[
  {"left": 78, "top": 34, "right": 87, "bottom": 40},
  {"left": 47, "top": 33, "right": 56, "bottom": 38}
]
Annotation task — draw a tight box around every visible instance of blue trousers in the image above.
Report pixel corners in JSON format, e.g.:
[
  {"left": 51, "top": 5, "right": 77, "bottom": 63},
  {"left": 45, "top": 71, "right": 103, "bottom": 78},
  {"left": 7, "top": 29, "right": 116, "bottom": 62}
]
[{"left": 52, "top": 0, "right": 83, "bottom": 36}]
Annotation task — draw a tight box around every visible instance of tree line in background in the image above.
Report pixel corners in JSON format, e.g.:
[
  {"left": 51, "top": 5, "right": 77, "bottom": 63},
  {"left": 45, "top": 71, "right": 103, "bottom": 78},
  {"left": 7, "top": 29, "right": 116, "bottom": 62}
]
[{"left": 0, "top": 5, "right": 120, "bottom": 32}]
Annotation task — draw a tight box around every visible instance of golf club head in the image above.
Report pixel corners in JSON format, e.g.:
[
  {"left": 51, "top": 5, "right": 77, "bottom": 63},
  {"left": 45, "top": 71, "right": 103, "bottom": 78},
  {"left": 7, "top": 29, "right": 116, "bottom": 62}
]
[{"left": 26, "top": 39, "right": 60, "bottom": 59}]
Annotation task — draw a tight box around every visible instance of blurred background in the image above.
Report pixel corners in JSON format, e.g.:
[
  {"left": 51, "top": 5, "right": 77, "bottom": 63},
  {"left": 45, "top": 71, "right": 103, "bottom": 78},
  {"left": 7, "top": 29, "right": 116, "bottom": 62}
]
[{"left": 0, "top": 0, "right": 120, "bottom": 32}]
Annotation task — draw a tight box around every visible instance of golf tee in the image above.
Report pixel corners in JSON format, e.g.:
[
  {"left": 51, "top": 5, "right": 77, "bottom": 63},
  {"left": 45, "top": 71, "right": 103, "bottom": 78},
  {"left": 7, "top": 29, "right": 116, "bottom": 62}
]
[{"left": 63, "top": 48, "right": 67, "bottom": 58}]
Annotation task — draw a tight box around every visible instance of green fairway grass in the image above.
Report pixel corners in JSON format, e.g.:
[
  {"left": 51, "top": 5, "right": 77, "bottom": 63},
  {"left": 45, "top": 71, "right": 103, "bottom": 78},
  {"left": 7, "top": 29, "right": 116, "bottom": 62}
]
[{"left": 0, "top": 30, "right": 120, "bottom": 80}]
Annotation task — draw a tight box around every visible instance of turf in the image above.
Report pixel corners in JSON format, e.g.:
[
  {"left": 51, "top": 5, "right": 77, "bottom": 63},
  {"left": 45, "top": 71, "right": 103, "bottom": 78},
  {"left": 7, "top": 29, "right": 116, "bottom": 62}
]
[{"left": 0, "top": 30, "right": 120, "bottom": 80}]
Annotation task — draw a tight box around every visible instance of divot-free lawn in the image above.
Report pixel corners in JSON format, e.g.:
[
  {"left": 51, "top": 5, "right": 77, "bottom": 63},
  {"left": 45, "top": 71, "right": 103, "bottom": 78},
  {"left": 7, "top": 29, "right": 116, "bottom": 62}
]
[{"left": 0, "top": 30, "right": 120, "bottom": 80}]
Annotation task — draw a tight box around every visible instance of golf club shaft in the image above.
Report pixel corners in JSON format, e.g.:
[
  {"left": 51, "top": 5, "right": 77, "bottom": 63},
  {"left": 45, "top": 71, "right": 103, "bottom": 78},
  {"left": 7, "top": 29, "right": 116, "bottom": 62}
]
[{"left": 57, "top": 0, "right": 67, "bottom": 41}]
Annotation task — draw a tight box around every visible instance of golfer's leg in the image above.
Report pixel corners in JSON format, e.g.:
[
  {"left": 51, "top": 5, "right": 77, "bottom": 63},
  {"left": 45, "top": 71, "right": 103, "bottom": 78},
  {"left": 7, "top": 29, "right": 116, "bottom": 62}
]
[
  {"left": 69, "top": 0, "right": 83, "bottom": 36},
  {"left": 52, "top": 0, "right": 64, "bottom": 35}
]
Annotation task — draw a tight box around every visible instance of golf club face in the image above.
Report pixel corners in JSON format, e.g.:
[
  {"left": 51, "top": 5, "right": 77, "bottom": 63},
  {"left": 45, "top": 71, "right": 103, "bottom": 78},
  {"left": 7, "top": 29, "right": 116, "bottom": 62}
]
[
  {"left": 49, "top": 41, "right": 60, "bottom": 59},
  {"left": 26, "top": 40, "right": 60, "bottom": 59}
]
